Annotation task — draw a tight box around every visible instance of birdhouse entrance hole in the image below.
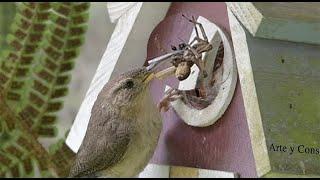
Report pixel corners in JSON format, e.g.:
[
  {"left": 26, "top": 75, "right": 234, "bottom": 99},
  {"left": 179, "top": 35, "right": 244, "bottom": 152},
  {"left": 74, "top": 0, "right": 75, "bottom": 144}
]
[
  {"left": 165, "top": 16, "right": 237, "bottom": 127},
  {"left": 180, "top": 41, "right": 225, "bottom": 110}
]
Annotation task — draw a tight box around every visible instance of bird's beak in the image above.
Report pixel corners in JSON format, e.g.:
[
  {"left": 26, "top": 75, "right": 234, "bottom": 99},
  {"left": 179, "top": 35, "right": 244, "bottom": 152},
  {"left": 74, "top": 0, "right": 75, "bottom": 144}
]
[
  {"left": 144, "top": 64, "right": 177, "bottom": 84},
  {"left": 142, "top": 71, "right": 155, "bottom": 84}
]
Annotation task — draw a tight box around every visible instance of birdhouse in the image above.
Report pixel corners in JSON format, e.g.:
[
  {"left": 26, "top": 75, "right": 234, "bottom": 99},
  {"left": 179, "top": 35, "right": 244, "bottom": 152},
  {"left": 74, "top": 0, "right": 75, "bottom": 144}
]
[{"left": 65, "top": 2, "right": 320, "bottom": 178}]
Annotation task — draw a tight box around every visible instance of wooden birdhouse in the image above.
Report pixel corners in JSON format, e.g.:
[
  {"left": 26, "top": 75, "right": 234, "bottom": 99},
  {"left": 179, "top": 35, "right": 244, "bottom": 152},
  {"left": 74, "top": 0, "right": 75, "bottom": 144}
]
[{"left": 66, "top": 2, "right": 320, "bottom": 178}]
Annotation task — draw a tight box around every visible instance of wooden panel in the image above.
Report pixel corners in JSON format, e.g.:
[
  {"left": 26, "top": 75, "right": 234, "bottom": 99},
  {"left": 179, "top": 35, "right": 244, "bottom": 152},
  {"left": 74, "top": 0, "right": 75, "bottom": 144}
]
[
  {"left": 253, "top": 2, "right": 320, "bottom": 22},
  {"left": 145, "top": 2, "right": 257, "bottom": 178},
  {"left": 246, "top": 32, "right": 320, "bottom": 175},
  {"left": 228, "top": 10, "right": 271, "bottom": 176},
  {"left": 138, "top": 164, "right": 238, "bottom": 178},
  {"left": 227, "top": 3, "right": 320, "bottom": 45}
]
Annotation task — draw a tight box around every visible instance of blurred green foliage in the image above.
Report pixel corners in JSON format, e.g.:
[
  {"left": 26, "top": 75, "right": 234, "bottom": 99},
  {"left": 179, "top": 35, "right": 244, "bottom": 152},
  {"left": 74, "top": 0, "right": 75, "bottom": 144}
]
[{"left": 0, "top": 2, "right": 90, "bottom": 177}]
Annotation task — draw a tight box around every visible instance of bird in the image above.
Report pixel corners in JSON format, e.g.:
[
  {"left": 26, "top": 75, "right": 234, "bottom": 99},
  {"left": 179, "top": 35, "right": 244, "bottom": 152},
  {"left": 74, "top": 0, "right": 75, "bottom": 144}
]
[{"left": 68, "top": 67, "right": 163, "bottom": 178}]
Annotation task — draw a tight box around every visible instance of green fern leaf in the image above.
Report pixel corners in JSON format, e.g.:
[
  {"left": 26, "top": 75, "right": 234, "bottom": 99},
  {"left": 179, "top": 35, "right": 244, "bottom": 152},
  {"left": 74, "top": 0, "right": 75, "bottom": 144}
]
[{"left": 0, "top": 2, "right": 90, "bottom": 177}]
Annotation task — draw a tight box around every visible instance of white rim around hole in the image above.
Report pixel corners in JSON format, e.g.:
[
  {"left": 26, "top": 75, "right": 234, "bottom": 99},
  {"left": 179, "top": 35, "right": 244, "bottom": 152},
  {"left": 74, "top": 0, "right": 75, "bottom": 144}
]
[{"left": 170, "top": 16, "right": 237, "bottom": 127}]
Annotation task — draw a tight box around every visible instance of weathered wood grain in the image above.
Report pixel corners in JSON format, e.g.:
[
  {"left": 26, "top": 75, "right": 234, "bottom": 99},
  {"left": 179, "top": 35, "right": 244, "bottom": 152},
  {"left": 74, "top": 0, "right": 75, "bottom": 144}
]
[
  {"left": 227, "top": 8, "right": 270, "bottom": 177},
  {"left": 229, "top": 3, "right": 320, "bottom": 176},
  {"left": 227, "top": 2, "right": 320, "bottom": 45}
]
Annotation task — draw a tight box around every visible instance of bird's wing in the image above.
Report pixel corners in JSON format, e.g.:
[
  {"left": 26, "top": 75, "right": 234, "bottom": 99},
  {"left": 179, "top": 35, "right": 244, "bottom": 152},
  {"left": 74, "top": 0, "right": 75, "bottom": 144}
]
[{"left": 69, "top": 111, "right": 133, "bottom": 177}]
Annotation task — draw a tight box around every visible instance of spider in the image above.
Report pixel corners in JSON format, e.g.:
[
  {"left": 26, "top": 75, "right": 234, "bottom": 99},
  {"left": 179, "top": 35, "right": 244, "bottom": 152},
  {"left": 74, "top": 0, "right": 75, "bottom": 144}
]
[
  {"left": 157, "top": 14, "right": 214, "bottom": 112},
  {"left": 170, "top": 14, "right": 213, "bottom": 81}
]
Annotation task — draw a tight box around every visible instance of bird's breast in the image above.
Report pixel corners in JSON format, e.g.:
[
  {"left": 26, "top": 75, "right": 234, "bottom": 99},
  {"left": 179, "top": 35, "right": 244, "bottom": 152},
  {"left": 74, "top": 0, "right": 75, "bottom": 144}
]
[{"left": 101, "top": 88, "right": 162, "bottom": 177}]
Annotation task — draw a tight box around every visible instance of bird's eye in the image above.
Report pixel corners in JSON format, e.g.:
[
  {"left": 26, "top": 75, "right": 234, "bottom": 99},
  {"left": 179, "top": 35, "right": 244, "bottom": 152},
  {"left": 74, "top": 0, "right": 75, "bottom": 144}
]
[{"left": 123, "top": 79, "right": 134, "bottom": 89}]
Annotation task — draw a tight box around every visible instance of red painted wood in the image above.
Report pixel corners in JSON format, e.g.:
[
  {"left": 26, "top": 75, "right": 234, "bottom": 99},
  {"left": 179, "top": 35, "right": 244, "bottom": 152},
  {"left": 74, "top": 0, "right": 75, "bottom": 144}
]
[{"left": 145, "top": 2, "right": 257, "bottom": 178}]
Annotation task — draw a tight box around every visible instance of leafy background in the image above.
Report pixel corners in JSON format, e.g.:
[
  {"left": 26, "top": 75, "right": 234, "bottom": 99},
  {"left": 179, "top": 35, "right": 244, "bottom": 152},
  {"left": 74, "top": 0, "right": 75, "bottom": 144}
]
[{"left": 0, "top": 2, "right": 113, "bottom": 177}]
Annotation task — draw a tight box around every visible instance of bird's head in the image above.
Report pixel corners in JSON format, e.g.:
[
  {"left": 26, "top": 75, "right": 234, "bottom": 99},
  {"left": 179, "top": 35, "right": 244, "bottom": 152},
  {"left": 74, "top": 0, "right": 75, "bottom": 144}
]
[{"left": 110, "top": 67, "right": 155, "bottom": 108}]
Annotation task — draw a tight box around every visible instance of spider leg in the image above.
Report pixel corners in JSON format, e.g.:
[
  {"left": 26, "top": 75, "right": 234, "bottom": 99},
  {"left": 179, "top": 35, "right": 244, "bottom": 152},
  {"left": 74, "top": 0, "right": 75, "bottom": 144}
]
[
  {"left": 183, "top": 15, "right": 201, "bottom": 40},
  {"left": 188, "top": 15, "right": 209, "bottom": 40},
  {"left": 193, "top": 57, "right": 208, "bottom": 79},
  {"left": 177, "top": 37, "right": 200, "bottom": 59},
  {"left": 184, "top": 43, "right": 201, "bottom": 59},
  {"left": 186, "top": 93, "right": 211, "bottom": 107},
  {"left": 196, "top": 42, "right": 213, "bottom": 55},
  {"left": 189, "top": 38, "right": 198, "bottom": 46},
  {"left": 194, "top": 20, "right": 208, "bottom": 42},
  {"left": 191, "top": 17, "right": 201, "bottom": 40},
  {"left": 158, "top": 87, "right": 212, "bottom": 112},
  {"left": 191, "top": 16, "right": 202, "bottom": 40},
  {"left": 182, "top": 14, "right": 207, "bottom": 42},
  {"left": 158, "top": 88, "right": 186, "bottom": 112}
]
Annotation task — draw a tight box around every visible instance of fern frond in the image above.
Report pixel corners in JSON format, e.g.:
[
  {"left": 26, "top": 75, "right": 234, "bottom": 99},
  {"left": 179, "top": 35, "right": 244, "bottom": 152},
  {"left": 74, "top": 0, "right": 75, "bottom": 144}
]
[
  {"left": 0, "top": 3, "right": 16, "bottom": 55},
  {"left": 0, "top": 3, "right": 35, "bottom": 91},
  {"left": 1, "top": 3, "right": 50, "bottom": 100},
  {"left": 0, "top": 91, "right": 60, "bottom": 177},
  {"left": 0, "top": 2, "right": 90, "bottom": 177},
  {"left": 49, "top": 139, "right": 76, "bottom": 176},
  {"left": 0, "top": 130, "right": 37, "bottom": 177},
  {"left": 1, "top": 2, "right": 89, "bottom": 138}
]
